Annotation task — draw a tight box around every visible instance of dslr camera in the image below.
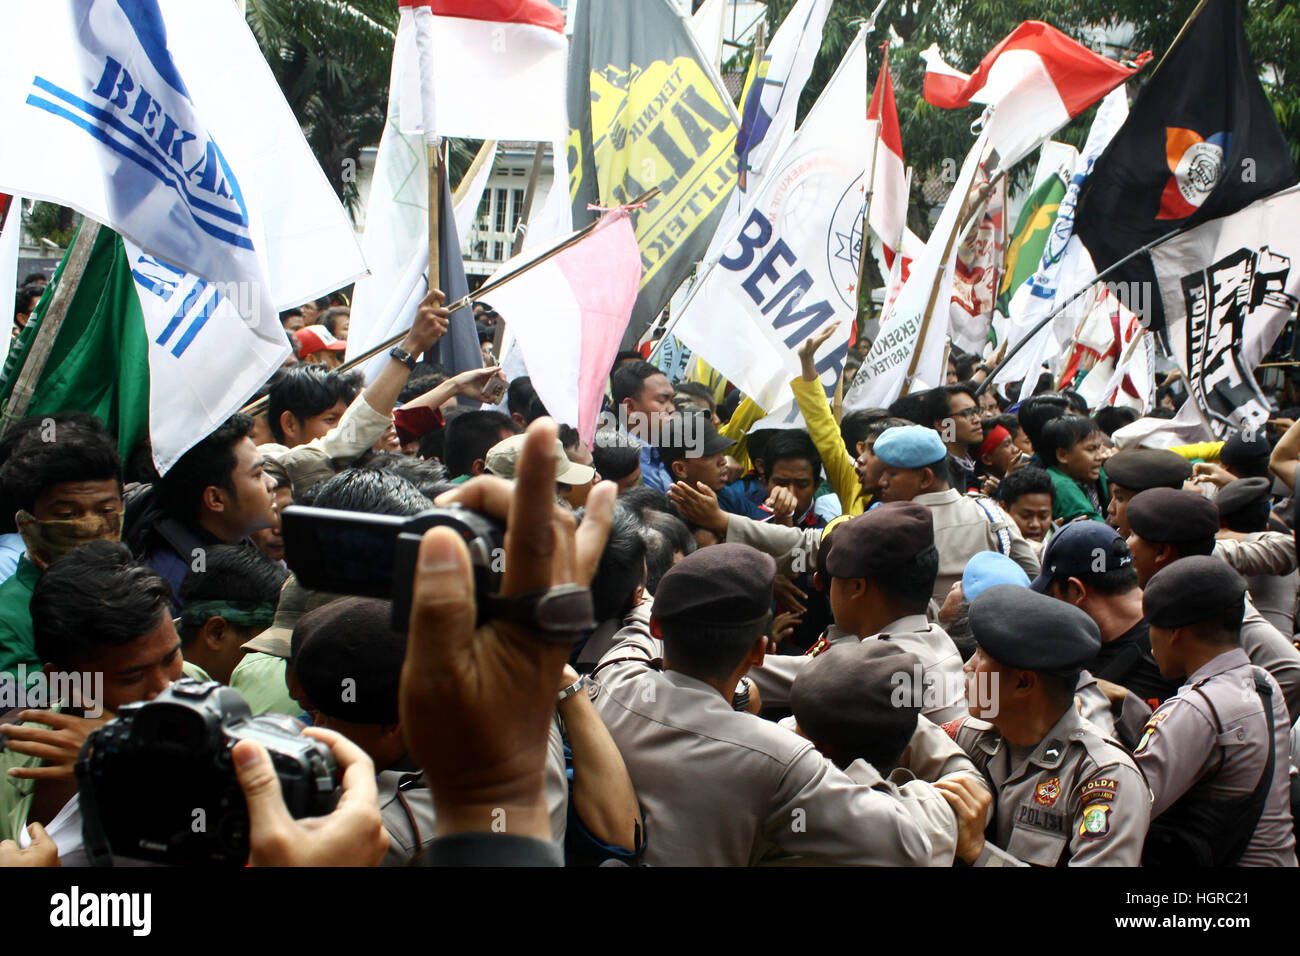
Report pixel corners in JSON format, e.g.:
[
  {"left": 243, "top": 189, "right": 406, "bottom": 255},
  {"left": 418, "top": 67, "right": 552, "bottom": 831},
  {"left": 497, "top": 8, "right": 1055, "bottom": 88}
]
[
  {"left": 76, "top": 680, "right": 340, "bottom": 866},
  {"left": 280, "top": 503, "right": 505, "bottom": 631}
]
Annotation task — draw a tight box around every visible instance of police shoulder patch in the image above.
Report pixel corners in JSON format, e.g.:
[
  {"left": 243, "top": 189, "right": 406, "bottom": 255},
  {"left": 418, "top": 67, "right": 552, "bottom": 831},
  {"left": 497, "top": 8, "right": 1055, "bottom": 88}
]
[{"left": 1079, "top": 802, "right": 1112, "bottom": 840}]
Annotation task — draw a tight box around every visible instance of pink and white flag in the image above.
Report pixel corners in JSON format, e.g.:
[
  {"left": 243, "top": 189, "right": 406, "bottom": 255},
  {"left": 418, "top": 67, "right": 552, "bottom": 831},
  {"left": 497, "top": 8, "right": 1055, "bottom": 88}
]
[
  {"left": 397, "top": 0, "right": 568, "bottom": 142},
  {"left": 483, "top": 212, "right": 643, "bottom": 445},
  {"left": 922, "top": 21, "right": 1148, "bottom": 173}
]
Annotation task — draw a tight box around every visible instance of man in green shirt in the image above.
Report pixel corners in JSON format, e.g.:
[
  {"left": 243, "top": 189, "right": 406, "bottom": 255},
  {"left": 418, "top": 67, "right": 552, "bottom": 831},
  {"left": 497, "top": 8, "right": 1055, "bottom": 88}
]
[
  {"left": 0, "top": 420, "right": 125, "bottom": 681},
  {"left": 0, "top": 542, "right": 183, "bottom": 845}
]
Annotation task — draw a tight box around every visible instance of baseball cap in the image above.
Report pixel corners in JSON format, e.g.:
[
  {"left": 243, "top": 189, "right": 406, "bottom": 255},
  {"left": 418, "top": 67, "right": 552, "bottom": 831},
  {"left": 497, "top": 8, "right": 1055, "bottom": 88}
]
[
  {"left": 485, "top": 433, "right": 596, "bottom": 485},
  {"left": 1029, "top": 520, "right": 1132, "bottom": 592},
  {"left": 294, "top": 324, "right": 347, "bottom": 358}
]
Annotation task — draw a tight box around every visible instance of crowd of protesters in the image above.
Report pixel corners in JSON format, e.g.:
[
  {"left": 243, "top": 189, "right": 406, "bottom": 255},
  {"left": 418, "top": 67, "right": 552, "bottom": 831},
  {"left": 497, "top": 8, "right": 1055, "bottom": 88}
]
[{"left": 0, "top": 286, "right": 1298, "bottom": 868}]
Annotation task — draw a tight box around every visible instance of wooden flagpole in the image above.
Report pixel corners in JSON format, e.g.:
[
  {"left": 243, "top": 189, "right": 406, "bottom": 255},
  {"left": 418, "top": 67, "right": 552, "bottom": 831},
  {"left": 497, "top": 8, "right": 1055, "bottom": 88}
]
[
  {"left": 2, "top": 220, "right": 101, "bottom": 433},
  {"left": 452, "top": 140, "right": 498, "bottom": 208}
]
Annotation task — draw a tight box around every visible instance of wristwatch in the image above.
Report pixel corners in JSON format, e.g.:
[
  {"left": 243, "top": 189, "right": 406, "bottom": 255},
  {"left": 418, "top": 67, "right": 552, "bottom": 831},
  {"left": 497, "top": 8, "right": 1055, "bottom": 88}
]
[
  {"left": 731, "top": 677, "right": 752, "bottom": 712},
  {"left": 389, "top": 346, "right": 417, "bottom": 370},
  {"left": 557, "top": 675, "right": 586, "bottom": 703}
]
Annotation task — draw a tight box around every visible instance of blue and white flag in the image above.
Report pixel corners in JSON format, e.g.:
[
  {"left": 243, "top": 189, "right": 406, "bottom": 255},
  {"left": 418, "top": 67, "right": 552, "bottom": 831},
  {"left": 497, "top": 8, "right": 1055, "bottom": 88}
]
[
  {"left": 0, "top": 0, "right": 365, "bottom": 336},
  {"left": 994, "top": 87, "right": 1129, "bottom": 386}
]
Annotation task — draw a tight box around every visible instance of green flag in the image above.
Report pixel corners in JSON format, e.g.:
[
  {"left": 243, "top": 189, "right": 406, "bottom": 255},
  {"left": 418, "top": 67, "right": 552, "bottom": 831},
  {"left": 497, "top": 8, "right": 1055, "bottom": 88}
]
[
  {"left": 0, "top": 222, "right": 149, "bottom": 459},
  {"left": 567, "top": 0, "right": 739, "bottom": 348},
  {"left": 996, "top": 173, "right": 1068, "bottom": 317}
]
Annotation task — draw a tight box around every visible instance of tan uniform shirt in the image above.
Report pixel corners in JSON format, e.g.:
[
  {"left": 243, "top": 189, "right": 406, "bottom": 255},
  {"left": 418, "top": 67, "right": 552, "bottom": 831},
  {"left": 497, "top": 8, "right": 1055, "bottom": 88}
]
[
  {"left": 749, "top": 617, "right": 965, "bottom": 723},
  {"left": 1133, "top": 648, "right": 1297, "bottom": 867},
  {"left": 912, "top": 489, "right": 1040, "bottom": 607},
  {"left": 1215, "top": 533, "right": 1299, "bottom": 641},
  {"left": 575, "top": 592, "right": 653, "bottom": 672},
  {"left": 1239, "top": 593, "right": 1300, "bottom": 724},
  {"left": 590, "top": 641, "right": 952, "bottom": 866},
  {"left": 945, "top": 706, "right": 1151, "bottom": 866}
]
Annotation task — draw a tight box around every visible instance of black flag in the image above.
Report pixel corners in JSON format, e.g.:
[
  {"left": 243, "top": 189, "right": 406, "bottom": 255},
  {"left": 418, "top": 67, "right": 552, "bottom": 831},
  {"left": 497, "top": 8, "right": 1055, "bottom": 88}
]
[{"left": 1073, "top": 0, "right": 1297, "bottom": 327}]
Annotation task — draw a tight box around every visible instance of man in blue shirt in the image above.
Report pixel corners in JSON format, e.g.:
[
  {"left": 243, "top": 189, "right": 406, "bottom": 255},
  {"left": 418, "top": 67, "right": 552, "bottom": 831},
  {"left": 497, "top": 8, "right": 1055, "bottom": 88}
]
[{"left": 610, "top": 360, "right": 677, "bottom": 492}]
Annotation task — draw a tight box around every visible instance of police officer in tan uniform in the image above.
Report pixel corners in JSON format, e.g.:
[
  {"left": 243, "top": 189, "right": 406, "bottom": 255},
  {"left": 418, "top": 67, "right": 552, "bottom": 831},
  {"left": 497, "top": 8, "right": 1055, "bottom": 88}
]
[
  {"left": 943, "top": 585, "right": 1151, "bottom": 866},
  {"left": 1125, "top": 487, "right": 1300, "bottom": 723},
  {"left": 590, "top": 544, "right": 985, "bottom": 866},
  {"left": 1134, "top": 556, "right": 1297, "bottom": 867},
  {"left": 745, "top": 503, "right": 965, "bottom": 721}
]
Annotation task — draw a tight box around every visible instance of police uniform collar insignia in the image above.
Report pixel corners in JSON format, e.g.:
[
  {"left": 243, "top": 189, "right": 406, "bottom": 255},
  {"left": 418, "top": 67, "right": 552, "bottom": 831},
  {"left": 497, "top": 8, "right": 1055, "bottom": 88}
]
[{"left": 804, "top": 636, "right": 832, "bottom": 658}]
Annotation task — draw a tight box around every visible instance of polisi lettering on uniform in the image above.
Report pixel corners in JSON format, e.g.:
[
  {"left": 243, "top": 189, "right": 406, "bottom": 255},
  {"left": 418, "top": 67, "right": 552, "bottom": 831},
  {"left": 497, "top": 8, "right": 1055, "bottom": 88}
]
[{"left": 1015, "top": 803, "right": 1067, "bottom": 834}]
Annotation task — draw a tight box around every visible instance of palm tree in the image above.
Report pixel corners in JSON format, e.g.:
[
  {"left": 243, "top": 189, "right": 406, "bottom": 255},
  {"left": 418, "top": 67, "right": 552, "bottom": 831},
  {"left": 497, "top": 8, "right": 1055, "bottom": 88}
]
[{"left": 245, "top": 0, "right": 398, "bottom": 219}]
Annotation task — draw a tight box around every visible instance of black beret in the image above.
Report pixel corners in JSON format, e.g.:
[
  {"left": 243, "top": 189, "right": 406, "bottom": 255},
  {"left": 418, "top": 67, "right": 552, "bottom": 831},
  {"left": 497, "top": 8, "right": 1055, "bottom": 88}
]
[
  {"left": 1102, "top": 448, "right": 1192, "bottom": 492},
  {"left": 653, "top": 543, "right": 775, "bottom": 625},
  {"left": 1126, "top": 488, "right": 1219, "bottom": 545},
  {"left": 293, "top": 597, "right": 407, "bottom": 725},
  {"left": 1213, "top": 477, "right": 1272, "bottom": 519},
  {"left": 825, "top": 501, "right": 935, "bottom": 579},
  {"left": 1219, "top": 429, "right": 1271, "bottom": 465},
  {"left": 969, "top": 584, "right": 1101, "bottom": 677},
  {"left": 1143, "top": 555, "right": 1246, "bottom": 629},
  {"left": 791, "top": 641, "right": 920, "bottom": 755}
]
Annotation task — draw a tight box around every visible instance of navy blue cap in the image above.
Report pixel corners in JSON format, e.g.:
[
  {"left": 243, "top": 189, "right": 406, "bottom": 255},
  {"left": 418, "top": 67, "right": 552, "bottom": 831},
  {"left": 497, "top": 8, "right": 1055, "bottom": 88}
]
[
  {"left": 873, "top": 425, "right": 947, "bottom": 468},
  {"left": 1029, "top": 520, "right": 1132, "bottom": 592}
]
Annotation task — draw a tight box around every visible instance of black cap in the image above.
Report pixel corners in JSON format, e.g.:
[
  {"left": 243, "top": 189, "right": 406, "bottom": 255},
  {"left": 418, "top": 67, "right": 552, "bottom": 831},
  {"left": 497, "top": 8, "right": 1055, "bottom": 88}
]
[
  {"left": 655, "top": 410, "right": 735, "bottom": 462},
  {"left": 293, "top": 597, "right": 406, "bottom": 725},
  {"left": 1213, "top": 477, "right": 1272, "bottom": 520},
  {"left": 791, "top": 641, "right": 921, "bottom": 755},
  {"left": 1220, "top": 429, "right": 1271, "bottom": 466},
  {"left": 652, "top": 543, "right": 774, "bottom": 626},
  {"left": 1030, "top": 520, "right": 1132, "bottom": 592},
  {"left": 824, "top": 501, "right": 935, "bottom": 579},
  {"left": 1143, "top": 555, "right": 1246, "bottom": 630},
  {"left": 1102, "top": 448, "right": 1192, "bottom": 492},
  {"left": 969, "top": 584, "right": 1101, "bottom": 677},
  {"left": 1126, "top": 488, "right": 1219, "bottom": 545}
]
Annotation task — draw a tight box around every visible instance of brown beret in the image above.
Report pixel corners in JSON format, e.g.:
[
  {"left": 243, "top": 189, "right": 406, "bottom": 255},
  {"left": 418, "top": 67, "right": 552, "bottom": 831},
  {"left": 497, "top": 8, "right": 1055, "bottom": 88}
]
[
  {"left": 1126, "top": 487, "right": 1218, "bottom": 546},
  {"left": 652, "top": 543, "right": 775, "bottom": 626},
  {"left": 1102, "top": 448, "right": 1192, "bottom": 492},
  {"left": 1143, "top": 555, "right": 1246, "bottom": 630},
  {"left": 825, "top": 501, "right": 935, "bottom": 579},
  {"left": 791, "top": 640, "right": 921, "bottom": 757}
]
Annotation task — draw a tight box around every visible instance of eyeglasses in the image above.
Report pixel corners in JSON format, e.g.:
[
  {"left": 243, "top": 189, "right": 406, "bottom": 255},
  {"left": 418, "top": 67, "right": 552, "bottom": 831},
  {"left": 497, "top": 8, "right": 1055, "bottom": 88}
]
[{"left": 952, "top": 407, "right": 982, "bottom": 420}]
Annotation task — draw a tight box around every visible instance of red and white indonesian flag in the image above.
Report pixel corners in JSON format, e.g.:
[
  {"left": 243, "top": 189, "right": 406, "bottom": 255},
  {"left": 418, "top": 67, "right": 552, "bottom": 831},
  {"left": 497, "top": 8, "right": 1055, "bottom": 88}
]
[
  {"left": 868, "top": 47, "right": 908, "bottom": 270},
  {"left": 922, "top": 21, "right": 1148, "bottom": 173},
  {"left": 483, "top": 212, "right": 643, "bottom": 445},
  {"left": 397, "top": 0, "right": 568, "bottom": 142}
]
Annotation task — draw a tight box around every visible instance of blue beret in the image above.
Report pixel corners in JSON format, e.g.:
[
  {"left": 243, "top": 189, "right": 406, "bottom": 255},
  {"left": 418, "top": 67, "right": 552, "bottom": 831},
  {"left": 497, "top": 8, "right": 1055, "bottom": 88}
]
[
  {"left": 963, "top": 551, "right": 1030, "bottom": 601},
  {"left": 873, "top": 425, "right": 947, "bottom": 469}
]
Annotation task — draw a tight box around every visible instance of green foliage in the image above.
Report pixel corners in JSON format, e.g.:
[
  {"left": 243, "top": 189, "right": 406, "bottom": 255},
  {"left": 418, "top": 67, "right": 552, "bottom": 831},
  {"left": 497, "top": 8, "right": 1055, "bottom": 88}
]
[
  {"left": 23, "top": 202, "right": 78, "bottom": 248},
  {"left": 763, "top": 0, "right": 1299, "bottom": 231},
  {"left": 245, "top": 0, "right": 398, "bottom": 219}
]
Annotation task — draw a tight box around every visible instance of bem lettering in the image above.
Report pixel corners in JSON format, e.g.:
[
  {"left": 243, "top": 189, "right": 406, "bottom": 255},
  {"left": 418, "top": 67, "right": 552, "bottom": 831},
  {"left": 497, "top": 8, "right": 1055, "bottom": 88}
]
[
  {"left": 719, "top": 209, "right": 772, "bottom": 272},
  {"left": 762, "top": 268, "right": 836, "bottom": 347},
  {"left": 742, "top": 241, "right": 797, "bottom": 305},
  {"left": 91, "top": 57, "right": 135, "bottom": 109}
]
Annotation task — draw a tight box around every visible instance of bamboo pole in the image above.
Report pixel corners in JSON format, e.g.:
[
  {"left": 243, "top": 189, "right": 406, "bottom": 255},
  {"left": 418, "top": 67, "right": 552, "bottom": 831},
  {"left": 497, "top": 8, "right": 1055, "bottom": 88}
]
[
  {"left": 3, "top": 220, "right": 101, "bottom": 433},
  {"left": 493, "top": 142, "right": 547, "bottom": 356}
]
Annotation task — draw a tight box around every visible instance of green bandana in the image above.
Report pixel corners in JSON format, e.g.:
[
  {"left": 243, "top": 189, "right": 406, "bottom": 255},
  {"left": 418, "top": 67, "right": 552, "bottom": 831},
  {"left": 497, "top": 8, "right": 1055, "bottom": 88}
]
[{"left": 180, "top": 600, "right": 277, "bottom": 630}]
